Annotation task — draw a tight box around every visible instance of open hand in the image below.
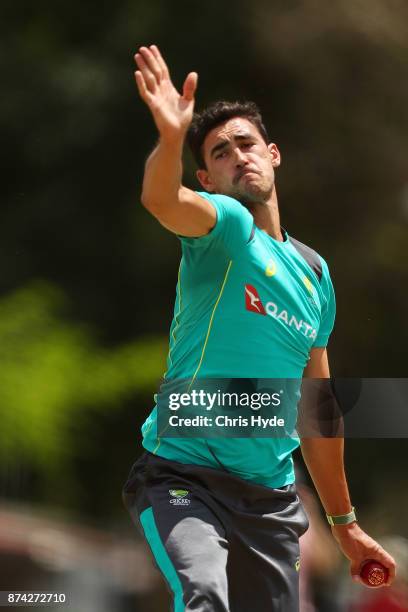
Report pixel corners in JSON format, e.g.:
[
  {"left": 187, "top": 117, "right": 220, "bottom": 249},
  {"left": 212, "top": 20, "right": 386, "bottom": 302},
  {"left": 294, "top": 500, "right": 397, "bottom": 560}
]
[{"left": 134, "top": 45, "right": 197, "bottom": 140}]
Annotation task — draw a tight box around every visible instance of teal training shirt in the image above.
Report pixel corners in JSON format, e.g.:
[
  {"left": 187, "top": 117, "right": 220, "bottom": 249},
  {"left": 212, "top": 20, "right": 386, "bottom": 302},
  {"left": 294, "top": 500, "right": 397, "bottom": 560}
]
[{"left": 142, "top": 192, "right": 336, "bottom": 487}]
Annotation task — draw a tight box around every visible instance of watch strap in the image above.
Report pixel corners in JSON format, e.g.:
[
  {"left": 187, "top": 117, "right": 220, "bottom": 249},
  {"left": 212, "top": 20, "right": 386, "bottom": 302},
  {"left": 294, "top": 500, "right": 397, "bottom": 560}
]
[{"left": 326, "top": 506, "right": 357, "bottom": 526}]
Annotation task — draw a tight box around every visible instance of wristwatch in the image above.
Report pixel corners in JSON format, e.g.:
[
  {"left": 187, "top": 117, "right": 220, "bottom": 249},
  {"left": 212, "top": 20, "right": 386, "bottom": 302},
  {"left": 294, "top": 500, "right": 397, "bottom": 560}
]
[{"left": 326, "top": 506, "right": 357, "bottom": 526}]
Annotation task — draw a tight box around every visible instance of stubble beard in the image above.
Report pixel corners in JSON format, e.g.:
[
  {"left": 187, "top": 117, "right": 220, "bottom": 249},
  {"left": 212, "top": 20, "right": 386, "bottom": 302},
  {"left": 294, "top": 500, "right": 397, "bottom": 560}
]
[{"left": 228, "top": 179, "right": 274, "bottom": 209}]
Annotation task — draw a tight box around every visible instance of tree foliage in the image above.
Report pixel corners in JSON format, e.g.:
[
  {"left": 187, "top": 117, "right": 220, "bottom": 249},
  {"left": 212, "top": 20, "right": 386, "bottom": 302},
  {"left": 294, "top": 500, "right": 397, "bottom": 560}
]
[{"left": 1, "top": 0, "right": 407, "bottom": 516}]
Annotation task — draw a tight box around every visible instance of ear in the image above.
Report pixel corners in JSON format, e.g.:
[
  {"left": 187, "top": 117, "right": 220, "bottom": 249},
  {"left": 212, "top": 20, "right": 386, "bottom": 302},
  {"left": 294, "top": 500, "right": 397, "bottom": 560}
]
[
  {"left": 196, "top": 169, "right": 216, "bottom": 192},
  {"left": 268, "top": 143, "right": 281, "bottom": 168}
]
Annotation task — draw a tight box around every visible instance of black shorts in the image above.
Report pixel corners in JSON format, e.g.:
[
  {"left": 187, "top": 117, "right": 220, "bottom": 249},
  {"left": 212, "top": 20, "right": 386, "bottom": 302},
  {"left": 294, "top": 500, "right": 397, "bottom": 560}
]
[{"left": 123, "top": 451, "right": 309, "bottom": 612}]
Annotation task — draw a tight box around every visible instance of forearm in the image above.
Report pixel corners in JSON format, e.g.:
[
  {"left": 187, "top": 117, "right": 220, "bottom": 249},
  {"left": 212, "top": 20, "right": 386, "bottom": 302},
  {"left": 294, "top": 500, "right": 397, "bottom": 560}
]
[
  {"left": 300, "top": 437, "right": 352, "bottom": 516},
  {"left": 141, "top": 135, "right": 184, "bottom": 211}
]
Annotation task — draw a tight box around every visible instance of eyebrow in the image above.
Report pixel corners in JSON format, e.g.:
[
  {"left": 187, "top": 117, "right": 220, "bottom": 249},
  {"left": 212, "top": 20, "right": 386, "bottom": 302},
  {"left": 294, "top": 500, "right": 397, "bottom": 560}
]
[{"left": 209, "top": 132, "right": 254, "bottom": 158}]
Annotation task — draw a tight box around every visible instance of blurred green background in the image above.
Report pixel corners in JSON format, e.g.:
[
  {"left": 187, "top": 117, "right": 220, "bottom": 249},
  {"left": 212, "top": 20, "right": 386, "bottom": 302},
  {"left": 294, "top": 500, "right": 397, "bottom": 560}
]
[{"left": 0, "top": 0, "right": 407, "bottom": 609}]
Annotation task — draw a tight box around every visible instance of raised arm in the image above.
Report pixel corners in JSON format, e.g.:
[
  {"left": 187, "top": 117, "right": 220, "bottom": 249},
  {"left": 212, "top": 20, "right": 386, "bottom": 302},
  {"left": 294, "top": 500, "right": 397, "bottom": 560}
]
[
  {"left": 300, "top": 348, "right": 396, "bottom": 586},
  {"left": 134, "top": 45, "right": 216, "bottom": 236}
]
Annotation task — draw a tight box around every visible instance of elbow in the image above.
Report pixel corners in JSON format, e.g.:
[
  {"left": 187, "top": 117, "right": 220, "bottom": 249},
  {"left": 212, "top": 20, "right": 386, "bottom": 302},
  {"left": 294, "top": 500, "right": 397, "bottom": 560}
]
[
  {"left": 140, "top": 192, "right": 160, "bottom": 216},
  {"left": 140, "top": 190, "right": 150, "bottom": 209}
]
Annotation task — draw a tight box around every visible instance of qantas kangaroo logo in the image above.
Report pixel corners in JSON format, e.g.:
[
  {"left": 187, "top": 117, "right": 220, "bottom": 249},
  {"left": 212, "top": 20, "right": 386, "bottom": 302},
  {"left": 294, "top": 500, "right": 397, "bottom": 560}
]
[{"left": 244, "top": 285, "right": 266, "bottom": 315}]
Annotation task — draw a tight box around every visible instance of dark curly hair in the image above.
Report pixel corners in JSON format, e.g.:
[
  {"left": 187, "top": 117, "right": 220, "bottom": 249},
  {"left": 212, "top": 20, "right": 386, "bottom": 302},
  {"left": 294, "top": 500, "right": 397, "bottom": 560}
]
[{"left": 187, "top": 100, "right": 269, "bottom": 169}]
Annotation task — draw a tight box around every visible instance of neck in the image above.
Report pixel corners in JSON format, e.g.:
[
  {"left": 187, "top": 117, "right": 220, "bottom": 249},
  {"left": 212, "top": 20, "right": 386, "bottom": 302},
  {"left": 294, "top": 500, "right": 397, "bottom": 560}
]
[{"left": 246, "top": 186, "right": 283, "bottom": 241}]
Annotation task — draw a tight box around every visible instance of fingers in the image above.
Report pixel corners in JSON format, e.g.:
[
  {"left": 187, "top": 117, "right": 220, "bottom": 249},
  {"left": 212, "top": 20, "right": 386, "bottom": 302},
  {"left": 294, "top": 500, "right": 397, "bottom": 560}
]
[
  {"left": 134, "top": 45, "right": 168, "bottom": 94},
  {"left": 134, "top": 70, "right": 154, "bottom": 105},
  {"left": 135, "top": 53, "right": 158, "bottom": 94},
  {"left": 372, "top": 547, "right": 397, "bottom": 585},
  {"left": 350, "top": 552, "right": 397, "bottom": 588},
  {"left": 387, "top": 561, "right": 396, "bottom": 584},
  {"left": 381, "top": 552, "right": 396, "bottom": 585},
  {"left": 183, "top": 72, "right": 198, "bottom": 102},
  {"left": 350, "top": 561, "right": 364, "bottom": 585},
  {"left": 138, "top": 46, "right": 163, "bottom": 81},
  {"left": 150, "top": 45, "right": 170, "bottom": 78}
]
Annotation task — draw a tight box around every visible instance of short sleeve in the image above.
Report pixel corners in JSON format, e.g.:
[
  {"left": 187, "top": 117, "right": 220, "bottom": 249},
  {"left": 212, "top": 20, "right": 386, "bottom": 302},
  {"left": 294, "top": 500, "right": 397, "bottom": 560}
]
[
  {"left": 178, "top": 191, "right": 254, "bottom": 258},
  {"left": 313, "top": 258, "right": 336, "bottom": 348}
]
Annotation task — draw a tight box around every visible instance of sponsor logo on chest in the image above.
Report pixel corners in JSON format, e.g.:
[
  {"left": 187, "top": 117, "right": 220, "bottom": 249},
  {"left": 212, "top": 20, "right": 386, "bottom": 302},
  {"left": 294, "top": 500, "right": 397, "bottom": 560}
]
[{"left": 244, "top": 284, "right": 318, "bottom": 340}]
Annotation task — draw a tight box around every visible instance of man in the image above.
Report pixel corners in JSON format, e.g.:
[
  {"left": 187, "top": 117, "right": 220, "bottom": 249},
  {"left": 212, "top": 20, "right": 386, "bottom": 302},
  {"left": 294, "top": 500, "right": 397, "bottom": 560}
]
[{"left": 123, "top": 45, "right": 396, "bottom": 611}]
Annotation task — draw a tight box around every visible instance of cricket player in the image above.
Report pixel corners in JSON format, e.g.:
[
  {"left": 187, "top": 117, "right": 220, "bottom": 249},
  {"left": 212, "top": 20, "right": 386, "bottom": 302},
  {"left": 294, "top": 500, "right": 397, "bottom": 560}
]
[{"left": 123, "top": 45, "right": 396, "bottom": 611}]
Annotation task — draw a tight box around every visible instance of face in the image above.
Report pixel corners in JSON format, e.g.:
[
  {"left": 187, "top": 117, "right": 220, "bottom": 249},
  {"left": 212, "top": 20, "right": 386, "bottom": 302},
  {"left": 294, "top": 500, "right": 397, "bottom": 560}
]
[{"left": 196, "top": 117, "right": 281, "bottom": 206}]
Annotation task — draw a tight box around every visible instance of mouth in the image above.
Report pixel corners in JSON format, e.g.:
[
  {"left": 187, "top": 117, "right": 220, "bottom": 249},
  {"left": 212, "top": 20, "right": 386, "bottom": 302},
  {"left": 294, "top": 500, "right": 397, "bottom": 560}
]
[{"left": 233, "top": 168, "right": 260, "bottom": 185}]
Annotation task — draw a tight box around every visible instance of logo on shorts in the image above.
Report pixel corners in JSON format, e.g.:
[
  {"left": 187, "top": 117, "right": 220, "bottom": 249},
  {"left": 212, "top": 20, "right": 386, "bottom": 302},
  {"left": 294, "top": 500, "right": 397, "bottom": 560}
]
[
  {"left": 169, "top": 489, "right": 191, "bottom": 506},
  {"left": 295, "top": 557, "right": 301, "bottom": 572}
]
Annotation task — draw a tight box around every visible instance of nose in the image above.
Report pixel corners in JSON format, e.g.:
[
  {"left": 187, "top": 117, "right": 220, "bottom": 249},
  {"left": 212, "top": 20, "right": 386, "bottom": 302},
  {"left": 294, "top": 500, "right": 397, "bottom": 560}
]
[{"left": 233, "top": 147, "right": 248, "bottom": 167}]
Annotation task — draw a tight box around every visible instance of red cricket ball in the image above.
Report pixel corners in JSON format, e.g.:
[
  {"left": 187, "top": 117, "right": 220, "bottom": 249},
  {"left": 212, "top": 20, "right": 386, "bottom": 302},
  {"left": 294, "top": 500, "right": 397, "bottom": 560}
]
[{"left": 360, "top": 560, "right": 389, "bottom": 587}]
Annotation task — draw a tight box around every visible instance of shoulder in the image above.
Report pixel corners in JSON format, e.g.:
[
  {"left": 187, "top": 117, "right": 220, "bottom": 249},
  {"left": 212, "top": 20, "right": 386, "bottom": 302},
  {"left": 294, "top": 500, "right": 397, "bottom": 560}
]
[
  {"left": 179, "top": 192, "right": 254, "bottom": 254},
  {"left": 288, "top": 234, "right": 329, "bottom": 283}
]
